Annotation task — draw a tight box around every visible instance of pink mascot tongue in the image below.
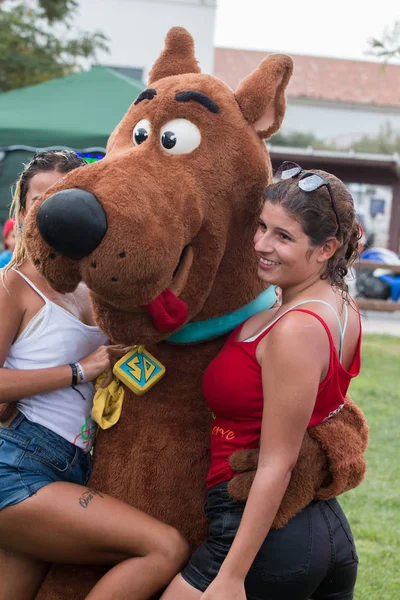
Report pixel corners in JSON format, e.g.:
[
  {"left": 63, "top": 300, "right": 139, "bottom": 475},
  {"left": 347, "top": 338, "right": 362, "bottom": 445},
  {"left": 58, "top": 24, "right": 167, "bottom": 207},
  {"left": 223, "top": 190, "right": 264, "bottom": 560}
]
[{"left": 142, "top": 289, "right": 188, "bottom": 333}]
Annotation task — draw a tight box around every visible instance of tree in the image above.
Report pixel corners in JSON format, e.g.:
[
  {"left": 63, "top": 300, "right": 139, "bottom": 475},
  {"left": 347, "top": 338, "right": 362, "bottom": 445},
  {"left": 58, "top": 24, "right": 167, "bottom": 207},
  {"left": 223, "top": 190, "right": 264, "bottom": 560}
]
[
  {"left": 0, "top": 0, "right": 108, "bottom": 92},
  {"left": 270, "top": 123, "right": 400, "bottom": 155},
  {"left": 368, "top": 21, "right": 400, "bottom": 61},
  {"left": 0, "top": 0, "right": 81, "bottom": 23},
  {"left": 270, "top": 130, "right": 335, "bottom": 150},
  {"left": 350, "top": 123, "right": 400, "bottom": 155}
]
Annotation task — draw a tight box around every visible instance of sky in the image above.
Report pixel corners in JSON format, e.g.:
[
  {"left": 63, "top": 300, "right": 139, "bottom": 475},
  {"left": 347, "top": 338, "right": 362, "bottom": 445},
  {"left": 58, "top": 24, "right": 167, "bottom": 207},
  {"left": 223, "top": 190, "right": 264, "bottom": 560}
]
[{"left": 214, "top": 0, "right": 400, "bottom": 62}]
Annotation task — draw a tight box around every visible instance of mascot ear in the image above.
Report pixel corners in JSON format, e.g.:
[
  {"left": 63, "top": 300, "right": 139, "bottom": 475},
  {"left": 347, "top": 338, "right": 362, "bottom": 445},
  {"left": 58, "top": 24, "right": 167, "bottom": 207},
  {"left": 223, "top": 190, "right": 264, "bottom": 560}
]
[
  {"left": 235, "top": 54, "right": 293, "bottom": 140},
  {"left": 148, "top": 27, "right": 201, "bottom": 84}
]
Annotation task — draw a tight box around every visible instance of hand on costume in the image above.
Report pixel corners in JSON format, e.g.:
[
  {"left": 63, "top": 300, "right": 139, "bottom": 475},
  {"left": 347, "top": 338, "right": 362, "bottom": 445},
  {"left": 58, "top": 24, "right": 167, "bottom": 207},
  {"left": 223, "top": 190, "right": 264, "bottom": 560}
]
[
  {"left": 201, "top": 574, "right": 246, "bottom": 600},
  {"left": 79, "top": 344, "right": 127, "bottom": 387}
]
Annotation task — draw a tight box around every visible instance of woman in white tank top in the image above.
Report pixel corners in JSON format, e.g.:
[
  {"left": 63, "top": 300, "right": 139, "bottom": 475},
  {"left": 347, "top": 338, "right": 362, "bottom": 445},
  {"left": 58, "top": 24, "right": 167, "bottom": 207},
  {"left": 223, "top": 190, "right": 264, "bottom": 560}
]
[{"left": 0, "top": 152, "right": 189, "bottom": 599}]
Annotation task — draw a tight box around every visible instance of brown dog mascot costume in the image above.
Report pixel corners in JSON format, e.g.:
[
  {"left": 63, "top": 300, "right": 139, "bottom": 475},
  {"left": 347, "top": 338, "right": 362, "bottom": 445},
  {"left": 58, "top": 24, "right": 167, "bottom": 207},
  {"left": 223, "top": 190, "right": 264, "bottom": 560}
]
[{"left": 20, "top": 28, "right": 368, "bottom": 599}]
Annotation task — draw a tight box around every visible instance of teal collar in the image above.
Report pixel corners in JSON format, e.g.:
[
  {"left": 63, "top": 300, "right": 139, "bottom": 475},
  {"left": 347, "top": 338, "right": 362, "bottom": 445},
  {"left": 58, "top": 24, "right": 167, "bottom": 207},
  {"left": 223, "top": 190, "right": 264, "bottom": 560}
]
[{"left": 166, "top": 286, "right": 276, "bottom": 344}]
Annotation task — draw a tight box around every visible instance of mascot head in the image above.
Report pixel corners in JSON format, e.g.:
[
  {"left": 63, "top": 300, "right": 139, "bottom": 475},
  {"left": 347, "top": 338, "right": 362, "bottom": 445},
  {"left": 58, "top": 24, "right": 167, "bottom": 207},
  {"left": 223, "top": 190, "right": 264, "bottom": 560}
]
[{"left": 24, "top": 28, "right": 293, "bottom": 344}]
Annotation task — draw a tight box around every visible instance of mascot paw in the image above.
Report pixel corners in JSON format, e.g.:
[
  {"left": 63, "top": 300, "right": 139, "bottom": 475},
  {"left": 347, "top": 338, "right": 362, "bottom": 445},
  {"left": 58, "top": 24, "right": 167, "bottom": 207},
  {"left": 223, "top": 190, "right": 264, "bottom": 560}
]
[
  {"left": 311, "top": 396, "right": 369, "bottom": 500},
  {"left": 0, "top": 403, "right": 16, "bottom": 424},
  {"left": 229, "top": 447, "right": 260, "bottom": 473},
  {"left": 227, "top": 396, "right": 368, "bottom": 528},
  {"left": 227, "top": 433, "right": 327, "bottom": 529},
  {"left": 228, "top": 470, "right": 256, "bottom": 503},
  {"left": 227, "top": 448, "right": 259, "bottom": 501}
]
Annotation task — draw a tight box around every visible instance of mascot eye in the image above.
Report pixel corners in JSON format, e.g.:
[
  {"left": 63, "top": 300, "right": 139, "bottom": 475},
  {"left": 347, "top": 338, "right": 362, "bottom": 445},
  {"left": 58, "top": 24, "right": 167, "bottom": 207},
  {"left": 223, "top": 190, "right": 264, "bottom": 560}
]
[
  {"left": 133, "top": 120, "right": 151, "bottom": 146},
  {"left": 160, "top": 119, "right": 201, "bottom": 155}
]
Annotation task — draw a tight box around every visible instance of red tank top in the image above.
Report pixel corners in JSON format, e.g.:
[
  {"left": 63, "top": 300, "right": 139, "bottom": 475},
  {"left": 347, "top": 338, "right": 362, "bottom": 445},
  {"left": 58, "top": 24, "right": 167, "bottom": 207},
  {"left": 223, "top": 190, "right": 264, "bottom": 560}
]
[{"left": 203, "top": 307, "right": 361, "bottom": 488}]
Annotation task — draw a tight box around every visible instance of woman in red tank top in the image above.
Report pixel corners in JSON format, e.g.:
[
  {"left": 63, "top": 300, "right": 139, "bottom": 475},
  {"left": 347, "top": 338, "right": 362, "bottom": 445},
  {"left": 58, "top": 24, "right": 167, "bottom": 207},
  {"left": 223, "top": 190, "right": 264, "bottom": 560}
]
[{"left": 162, "top": 163, "right": 363, "bottom": 600}]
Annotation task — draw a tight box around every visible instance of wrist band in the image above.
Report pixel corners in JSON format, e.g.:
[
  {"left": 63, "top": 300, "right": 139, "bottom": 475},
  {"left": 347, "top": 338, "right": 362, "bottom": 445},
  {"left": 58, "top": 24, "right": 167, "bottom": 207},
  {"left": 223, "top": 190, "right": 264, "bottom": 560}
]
[
  {"left": 75, "top": 362, "right": 86, "bottom": 384},
  {"left": 69, "top": 363, "right": 78, "bottom": 386}
]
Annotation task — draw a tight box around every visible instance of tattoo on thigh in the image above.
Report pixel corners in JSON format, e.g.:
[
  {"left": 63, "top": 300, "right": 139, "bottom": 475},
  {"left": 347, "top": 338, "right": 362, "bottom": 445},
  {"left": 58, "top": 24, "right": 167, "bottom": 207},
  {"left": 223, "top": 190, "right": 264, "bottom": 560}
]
[{"left": 78, "top": 487, "right": 104, "bottom": 508}]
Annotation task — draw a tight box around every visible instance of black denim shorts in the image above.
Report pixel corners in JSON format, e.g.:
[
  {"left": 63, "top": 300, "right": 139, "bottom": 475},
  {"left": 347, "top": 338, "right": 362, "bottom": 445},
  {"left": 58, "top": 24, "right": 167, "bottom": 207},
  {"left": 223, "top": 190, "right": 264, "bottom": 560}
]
[{"left": 181, "top": 482, "right": 358, "bottom": 600}]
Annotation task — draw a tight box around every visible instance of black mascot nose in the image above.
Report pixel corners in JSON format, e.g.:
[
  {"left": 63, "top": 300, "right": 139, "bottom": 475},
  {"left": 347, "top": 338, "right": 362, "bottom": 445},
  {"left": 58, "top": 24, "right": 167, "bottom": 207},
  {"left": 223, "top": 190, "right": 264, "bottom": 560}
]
[{"left": 36, "top": 188, "right": 107, "bottom": 260}]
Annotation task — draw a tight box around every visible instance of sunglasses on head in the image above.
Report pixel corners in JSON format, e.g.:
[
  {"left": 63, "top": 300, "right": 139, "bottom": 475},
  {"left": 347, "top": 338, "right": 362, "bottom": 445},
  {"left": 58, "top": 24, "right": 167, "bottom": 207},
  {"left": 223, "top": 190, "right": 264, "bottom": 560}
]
[{"left": 275, "top": 161, "right": 341, "bottom": 237}]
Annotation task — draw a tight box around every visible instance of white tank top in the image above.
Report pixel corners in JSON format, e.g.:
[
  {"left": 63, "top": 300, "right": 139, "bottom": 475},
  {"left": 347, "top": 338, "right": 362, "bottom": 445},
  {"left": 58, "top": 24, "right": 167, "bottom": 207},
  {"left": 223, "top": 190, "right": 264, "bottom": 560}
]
[{"left": 3, "top": 270, "right": 108, "bottom": 452}]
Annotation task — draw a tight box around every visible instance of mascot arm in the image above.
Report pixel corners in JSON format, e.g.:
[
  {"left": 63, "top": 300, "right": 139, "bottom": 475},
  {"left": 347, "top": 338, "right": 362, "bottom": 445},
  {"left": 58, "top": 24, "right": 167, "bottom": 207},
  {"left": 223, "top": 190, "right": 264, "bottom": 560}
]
[
  {"left": 228, "top": 395, "right": 368, "bottom": 528},
  {"left": 0, "top": 402, "right": 15, "bottom": 423}
]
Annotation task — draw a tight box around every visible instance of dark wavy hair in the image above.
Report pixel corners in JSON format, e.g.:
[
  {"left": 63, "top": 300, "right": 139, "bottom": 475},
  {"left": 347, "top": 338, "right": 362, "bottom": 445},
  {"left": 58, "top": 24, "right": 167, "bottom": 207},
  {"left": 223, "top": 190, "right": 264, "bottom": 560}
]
[{"left": 263, "top": 169, "right": 361, "bottom": 293}]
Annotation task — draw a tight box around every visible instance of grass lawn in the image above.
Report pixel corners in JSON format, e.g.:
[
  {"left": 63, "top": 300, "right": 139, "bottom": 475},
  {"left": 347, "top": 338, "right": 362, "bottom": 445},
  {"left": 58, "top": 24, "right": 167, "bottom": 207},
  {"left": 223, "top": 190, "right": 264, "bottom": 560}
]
[{"left": 340, "top": 334, "right": 400, "bottom": 599}]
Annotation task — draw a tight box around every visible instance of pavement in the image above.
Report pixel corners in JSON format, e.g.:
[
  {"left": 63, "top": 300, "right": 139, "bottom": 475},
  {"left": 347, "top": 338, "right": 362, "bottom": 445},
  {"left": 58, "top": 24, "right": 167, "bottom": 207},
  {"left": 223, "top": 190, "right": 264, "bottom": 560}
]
[{"left": 360, "top": 310, "right": 400, "bottom": 336}]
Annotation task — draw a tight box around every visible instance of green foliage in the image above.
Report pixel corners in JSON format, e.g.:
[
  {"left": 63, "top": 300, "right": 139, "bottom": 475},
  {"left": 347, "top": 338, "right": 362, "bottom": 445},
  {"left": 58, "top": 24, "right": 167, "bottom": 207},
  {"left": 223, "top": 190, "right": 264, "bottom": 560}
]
[
  {"left": 270, "top": 22, "right": 400, "bottom": 156},
  {"left": 37, "top": 0, "right": 78, "bottom": 23},
  {"left": 351, "top": 123, "right": 400, "bottom": 154},
  {"left": 341, "top": 334, "right": 400, "bottom": 599},
  {"left": 0, "top": 1, "right": 108, "bottom": 92},
  {"left": 270, "top": 130, "right": 333, "bottom": 150},
  {"left": 368, "top": 21, "right": 400, "bottom": 61},
  {"left": 271, "top": 123, "right": 400, "bottom": 155}
]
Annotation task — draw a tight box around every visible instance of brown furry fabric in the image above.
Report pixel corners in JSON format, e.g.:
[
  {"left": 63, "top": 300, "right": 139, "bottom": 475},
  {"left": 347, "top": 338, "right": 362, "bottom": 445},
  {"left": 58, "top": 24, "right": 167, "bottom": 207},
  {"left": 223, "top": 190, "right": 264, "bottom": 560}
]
[
  {"left": 0, "top": 403, "right": 14, "bottom": 422},
  {"left": 312, "top": 396, "right": 368, "bottom": 500},
  {"left": 20, "top": 28, "right": 367, "bottom": 600},
  {"left": 228, "top": 395, "right": 368, "bottom": 528},
  {"left": 235, "top": 54, "right": 294, "bottom": 139},
  {"left": 148, "top": 26, "right": 200, "bottom": 84}
]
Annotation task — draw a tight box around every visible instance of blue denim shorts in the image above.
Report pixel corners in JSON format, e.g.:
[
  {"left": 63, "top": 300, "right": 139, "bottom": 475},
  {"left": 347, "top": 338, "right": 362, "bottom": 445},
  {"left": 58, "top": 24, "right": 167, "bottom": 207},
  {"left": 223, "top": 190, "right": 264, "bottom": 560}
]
[
  {"left": 182, "top": 482, "right": 358, "bottom": 600},
  {"left": 0, "top": 411, "right": 92, "bottom": 510}
]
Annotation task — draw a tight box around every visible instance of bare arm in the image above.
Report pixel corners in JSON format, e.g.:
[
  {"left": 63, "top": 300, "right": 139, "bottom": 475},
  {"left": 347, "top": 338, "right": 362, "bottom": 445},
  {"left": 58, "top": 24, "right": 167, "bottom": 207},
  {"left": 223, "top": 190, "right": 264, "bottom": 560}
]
[
  {"left": 202, "top": 312, "right": 330, "bottom": 598},
  {"left": 0, "top": 276, "right": 119, "bottom": 403},
  {"left": 0, "top": 278, "right": 74, "bottom": 402},
  {"left": 0, "top": 366, "right": 78, "bottom": 404}
]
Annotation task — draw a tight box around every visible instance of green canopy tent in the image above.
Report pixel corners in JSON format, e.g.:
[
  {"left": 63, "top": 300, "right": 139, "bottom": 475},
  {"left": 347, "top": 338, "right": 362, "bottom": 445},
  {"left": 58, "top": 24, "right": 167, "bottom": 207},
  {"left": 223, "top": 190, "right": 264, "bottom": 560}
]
[{"left": 0, "top": 66, "right": 144, "bottom": 226}]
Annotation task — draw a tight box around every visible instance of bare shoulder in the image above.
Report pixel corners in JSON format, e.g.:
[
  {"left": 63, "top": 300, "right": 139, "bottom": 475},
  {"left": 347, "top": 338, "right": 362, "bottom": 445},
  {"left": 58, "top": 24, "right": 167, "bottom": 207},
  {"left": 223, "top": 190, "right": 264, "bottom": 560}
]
[
  {"left": 269, "top": 310, "right": 327, "bottom": 343},
  {"left": 263, "top": 294, "right": 360, "bottom": 368},
  {"left": 0, "top": 269, "right": 26, "bottom": 330},
  {"left": 0, "top": 269, "right": 25, "bottom": 304},
  {"left": 0, "top": 270, "right": 25, "bottom": 360},
  {"left": 260, "top": 310, "right": 329, "bottom": 366}
]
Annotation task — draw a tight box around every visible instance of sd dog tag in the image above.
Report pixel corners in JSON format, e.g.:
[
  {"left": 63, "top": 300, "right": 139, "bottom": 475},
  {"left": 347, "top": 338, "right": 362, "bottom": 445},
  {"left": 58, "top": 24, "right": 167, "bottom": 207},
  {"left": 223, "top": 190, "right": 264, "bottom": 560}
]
[{"left": 113, "top": 346, "right": 165, "bottom": 395}]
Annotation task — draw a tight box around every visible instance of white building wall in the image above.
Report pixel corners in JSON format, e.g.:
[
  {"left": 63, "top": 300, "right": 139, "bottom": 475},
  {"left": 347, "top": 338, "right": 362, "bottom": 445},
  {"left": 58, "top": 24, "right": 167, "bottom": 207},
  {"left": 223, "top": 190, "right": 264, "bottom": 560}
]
[
  {"left": 348, "top": 183, "right": 392, "bottom": 248},
  {"left": 282, "top": 99, "right": 400, "bottom": 146},
  {"left": 75, "top": 0, "right": 216, "bottom": 81}
]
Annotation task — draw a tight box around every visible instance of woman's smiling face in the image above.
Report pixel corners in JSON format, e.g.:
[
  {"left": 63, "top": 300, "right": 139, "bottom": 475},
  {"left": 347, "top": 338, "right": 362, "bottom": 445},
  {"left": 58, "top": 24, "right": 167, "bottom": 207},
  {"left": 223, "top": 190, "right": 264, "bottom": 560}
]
[{"left": 254, "top": 201, "right": 323, "bottom": 289}]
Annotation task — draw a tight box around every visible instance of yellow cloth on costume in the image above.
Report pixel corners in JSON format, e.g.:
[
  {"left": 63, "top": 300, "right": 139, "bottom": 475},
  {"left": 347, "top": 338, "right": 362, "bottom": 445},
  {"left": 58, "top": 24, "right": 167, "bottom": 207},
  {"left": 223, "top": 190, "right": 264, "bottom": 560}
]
[{"left": 92, "top": 373, "right": 125, "bottom": 429}]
